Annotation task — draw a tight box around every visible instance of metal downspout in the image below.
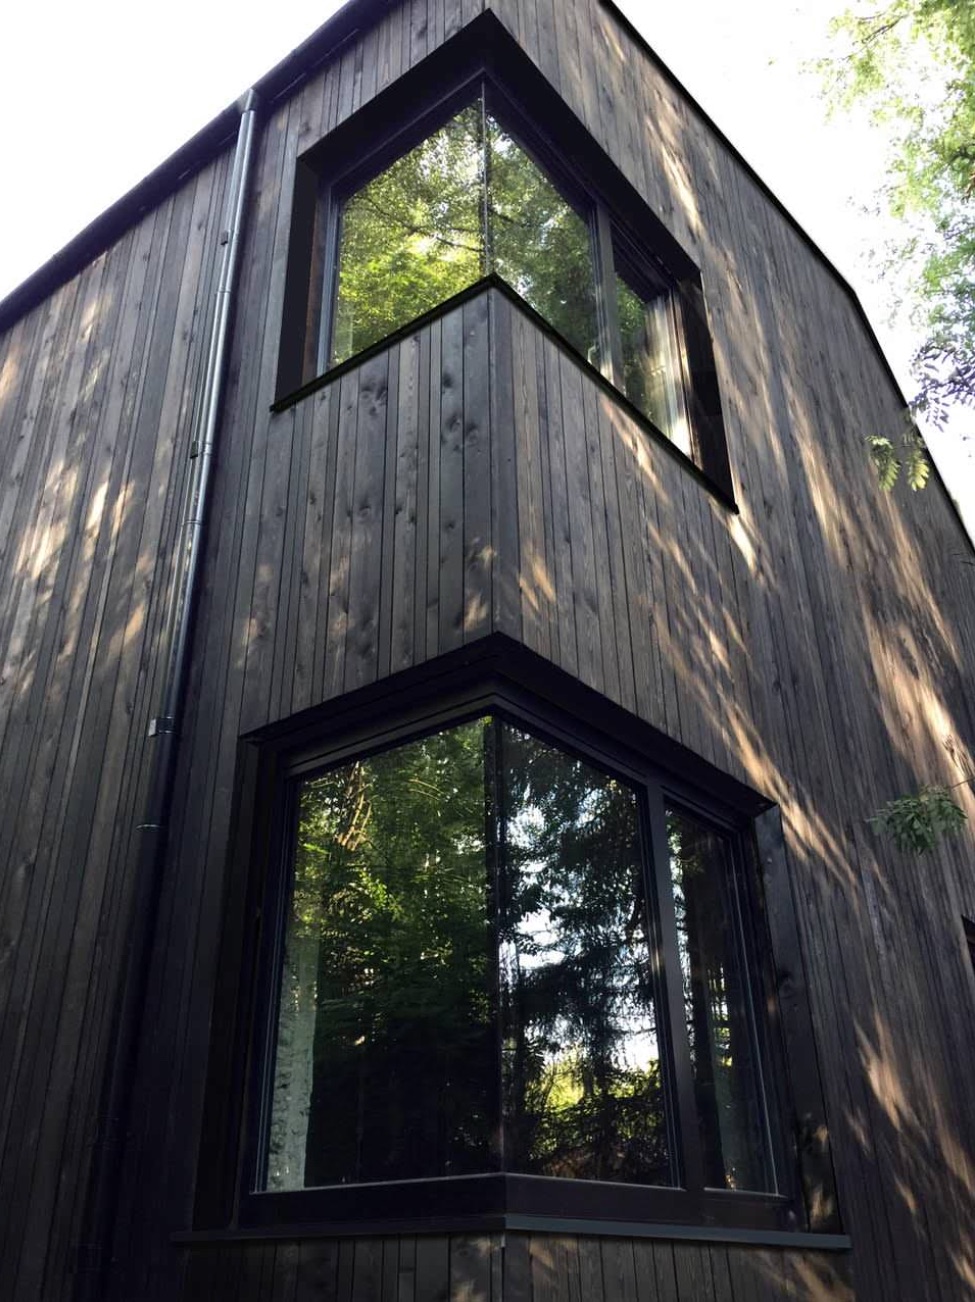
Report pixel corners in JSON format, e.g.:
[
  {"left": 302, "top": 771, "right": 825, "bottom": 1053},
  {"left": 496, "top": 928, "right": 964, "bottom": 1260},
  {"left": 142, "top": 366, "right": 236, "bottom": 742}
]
[{"left": 73, "top": 87, "right": 260, "bottom": 1301}]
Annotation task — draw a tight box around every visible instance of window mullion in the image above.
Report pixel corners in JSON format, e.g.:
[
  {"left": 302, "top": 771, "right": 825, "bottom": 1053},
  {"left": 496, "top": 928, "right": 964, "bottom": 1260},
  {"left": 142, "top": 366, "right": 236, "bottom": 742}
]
[
  {"left": 645, "top": 779, "right": 707, "bottom": 1199},
  {"left": 594, "top": 203, "right": 624, "bottom": 388},
  {"left": 486, "top": 715, "right": 506, "bottom": 1173},
  {"left": 316, "top": 193, "right": 342, "bottom": 375},
  {"left": 480, "top": 88, "right": 492, "bottom": 278}
]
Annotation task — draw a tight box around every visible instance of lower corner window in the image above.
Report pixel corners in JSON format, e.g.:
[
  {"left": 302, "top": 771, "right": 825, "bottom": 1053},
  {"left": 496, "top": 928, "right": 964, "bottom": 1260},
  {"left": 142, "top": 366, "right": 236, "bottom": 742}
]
[{"left": 252, "top": 702, "right": 785, "bottom": 1223}]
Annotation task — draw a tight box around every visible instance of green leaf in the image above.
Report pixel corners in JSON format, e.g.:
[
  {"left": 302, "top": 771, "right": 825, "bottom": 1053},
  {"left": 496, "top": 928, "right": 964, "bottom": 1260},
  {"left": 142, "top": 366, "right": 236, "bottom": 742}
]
[
  {"left": 869, "top": 784, "right": 968, "bottom": 854},
  {"left": 867, "top": 434, "right": 901, "bottom": 490},
  {"left": 905, "top": 442, "right": 932, "bottom": 489},
  {"left": 821, "top": 2, "right": 975, "bottom": 431}
]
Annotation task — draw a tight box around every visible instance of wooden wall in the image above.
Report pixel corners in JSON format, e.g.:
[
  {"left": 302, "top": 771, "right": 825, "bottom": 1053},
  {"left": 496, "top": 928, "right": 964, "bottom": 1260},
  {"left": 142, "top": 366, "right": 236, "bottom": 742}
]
[
  {"left": 0, "top": 0, "right": 973, "bottom": 1298},
  {"left": 182, "top": 1232, "right": 854, "bottom": 1301},
  {"left": 0, "top": 146, "right": 232, "bottom": 1298}
]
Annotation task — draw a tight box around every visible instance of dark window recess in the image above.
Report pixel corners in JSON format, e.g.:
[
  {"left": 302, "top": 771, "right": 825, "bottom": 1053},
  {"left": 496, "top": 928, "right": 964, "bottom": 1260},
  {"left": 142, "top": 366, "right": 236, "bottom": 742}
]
[
  {"left": 232, "top": 694, "right": 807, "bottom": 1241},
  {"left": 667, "top": 809, "right": 774, "bottom": 1192},
  {"left": 965, "top": 917, "right": 975, "bottom": 977},
  {"left": 276, "top": 19, "right": 733, "bottom": 495},
  {"left": 328, "top": 102, "right": 599, "bottom": 372},
  {"left": 263, "top": 717, "right": 676, "bottom": 1194},
  {"left": 195, "top": 643, "right": 841, "bottom": 1236}
]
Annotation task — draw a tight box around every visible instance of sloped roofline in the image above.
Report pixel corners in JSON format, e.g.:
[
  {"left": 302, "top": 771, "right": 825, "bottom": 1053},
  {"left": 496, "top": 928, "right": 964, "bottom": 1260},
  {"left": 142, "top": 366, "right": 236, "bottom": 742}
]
[{"left": 0, "top": 0, "right": 919, "bottom": 428}]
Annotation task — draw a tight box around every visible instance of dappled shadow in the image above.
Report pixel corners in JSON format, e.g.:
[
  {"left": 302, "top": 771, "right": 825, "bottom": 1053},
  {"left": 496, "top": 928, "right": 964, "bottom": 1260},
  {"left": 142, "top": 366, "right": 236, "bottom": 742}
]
[
  {"left": 490, "top": 5, "right": 975, "bottom": 1297},
  {"left": 0, "top": 144, "right": 231, "bottom": 1300}
]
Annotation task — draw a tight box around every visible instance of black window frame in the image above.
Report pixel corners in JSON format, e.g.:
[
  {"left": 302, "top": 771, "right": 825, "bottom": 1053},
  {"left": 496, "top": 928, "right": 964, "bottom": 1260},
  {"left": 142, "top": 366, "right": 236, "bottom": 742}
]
[
  {"left": 193, "top": 638, "right": 840, "bottom": 1243},
  {"left": 274, "top": 14, "right": 733, "bottom": 500}
]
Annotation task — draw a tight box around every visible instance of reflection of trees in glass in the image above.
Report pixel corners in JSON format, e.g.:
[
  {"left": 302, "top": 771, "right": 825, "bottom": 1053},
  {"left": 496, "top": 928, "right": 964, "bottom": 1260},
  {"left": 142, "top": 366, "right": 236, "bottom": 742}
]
[
  {"left": 499, "top": 726, "right": 669, "bottom": 1184},
  {"left": 330, "top": 95, "right": 599, "bottom": 365},
  {"left": 266, "top": 715, "right": 669, "bottom": 1192},
  {"left": 331, "top": 106, "right": 486, "bottom": 364},
  {"left": 667, "top": 808, "right": 771, "bottom": 1192},
  {"left": 267, "top": 720, "right": 495, "bottom": 1189},
  {"left": 615, "top": 265, "right": 690, "bottom": 453},
  {"left": 486, "top": 120, "right": 598, "bottom": 362}
]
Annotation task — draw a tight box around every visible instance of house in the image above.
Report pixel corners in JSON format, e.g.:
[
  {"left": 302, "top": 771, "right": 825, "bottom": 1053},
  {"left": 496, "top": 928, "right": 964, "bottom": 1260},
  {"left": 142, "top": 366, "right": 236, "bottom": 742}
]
[{"left": 1, "top": 0, "right": 974, "bottom": 1297}]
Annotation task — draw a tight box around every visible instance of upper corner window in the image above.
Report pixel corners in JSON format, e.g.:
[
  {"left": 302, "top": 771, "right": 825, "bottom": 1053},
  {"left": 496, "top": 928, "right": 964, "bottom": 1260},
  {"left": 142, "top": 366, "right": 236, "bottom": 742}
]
[
  {"left": 328, "top": 95, "right": 599, "bottom": 370},
  {"left": 281, "top": 76, "right": 730, "bottom": 491}
]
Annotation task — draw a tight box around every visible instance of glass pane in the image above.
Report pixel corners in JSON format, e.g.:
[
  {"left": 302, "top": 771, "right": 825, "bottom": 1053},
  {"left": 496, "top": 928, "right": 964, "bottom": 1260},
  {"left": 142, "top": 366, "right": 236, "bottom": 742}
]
[
  {"left": 331, "top": 104, "right": 486, "bottom": 364},
  {"left": 498, "top": 724, "right": 670, "bottom": 1185},
  {"left": 616, "top": 261, "right": 690, "bottom": 454},
  {"left": 265, "top": 720, "right": 496, "bottom": 1189},
  {"left": 666, "top": 807, "right": 773, "bottom": 1192},
  {"left": 487, "top": 116, "right": 600, "bottom": 364}
]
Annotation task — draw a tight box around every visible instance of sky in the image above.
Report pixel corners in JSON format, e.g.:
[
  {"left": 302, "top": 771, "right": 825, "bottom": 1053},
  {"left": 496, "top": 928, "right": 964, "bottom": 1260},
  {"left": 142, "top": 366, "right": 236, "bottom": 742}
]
[{"left": 2, "top": 0, "right": 971, "bottom": 529}]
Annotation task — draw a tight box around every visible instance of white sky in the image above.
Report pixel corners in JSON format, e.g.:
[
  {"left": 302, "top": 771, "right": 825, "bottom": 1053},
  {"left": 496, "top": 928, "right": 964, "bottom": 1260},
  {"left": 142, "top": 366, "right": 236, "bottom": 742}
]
[{"left": 2, "top": 0, "right": 971, "bottom": 529}]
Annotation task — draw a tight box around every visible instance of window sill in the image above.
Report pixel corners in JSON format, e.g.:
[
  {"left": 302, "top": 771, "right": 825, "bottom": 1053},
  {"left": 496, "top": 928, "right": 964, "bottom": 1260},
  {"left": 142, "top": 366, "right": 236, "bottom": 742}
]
[
  {"left": 173, "top": 1216, "right": 850, "bottom": 1252},
  {"left": 269, "top": 276, "right": 739, "bottom": 514}
]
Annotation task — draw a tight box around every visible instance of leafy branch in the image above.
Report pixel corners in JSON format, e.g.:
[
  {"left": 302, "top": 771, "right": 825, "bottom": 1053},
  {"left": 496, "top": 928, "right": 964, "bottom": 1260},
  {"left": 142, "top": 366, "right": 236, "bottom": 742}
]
[
  {"left": 866, "top": 424, "right": 931, "bottom": 491},
  {"left": 869, "top": 779, "right": 969, "bottom": 853},
  {"left": 820, "top": 1, "right": 975, "bottom": 490}
]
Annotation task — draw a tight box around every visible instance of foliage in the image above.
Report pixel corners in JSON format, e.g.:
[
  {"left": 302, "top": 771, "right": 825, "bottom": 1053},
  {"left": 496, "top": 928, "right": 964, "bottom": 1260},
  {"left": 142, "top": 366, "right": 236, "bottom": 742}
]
[
  {"left": 268, "top": 717, "right": 671, "bottom": 1189},
  {"left": 821, "top": 0, "right": 975, "bottom": 485},
  {"left": 867, "top": 426, "right": 932, "bottom": 491},
  {"left": 869, "top": 783, "right": 968, "bottom": 853},
  {"left": 332, "top": 97, "right": 598, "bottom": 365}
]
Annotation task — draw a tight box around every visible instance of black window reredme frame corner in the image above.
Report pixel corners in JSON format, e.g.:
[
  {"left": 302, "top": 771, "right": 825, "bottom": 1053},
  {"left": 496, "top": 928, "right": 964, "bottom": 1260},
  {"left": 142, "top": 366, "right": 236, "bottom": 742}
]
[
  {"left": 192, "top": 637, "right": 842, "bottom": 1246},
  {"left": 273, "top": 12, "right": 734, "bottom": 503}
]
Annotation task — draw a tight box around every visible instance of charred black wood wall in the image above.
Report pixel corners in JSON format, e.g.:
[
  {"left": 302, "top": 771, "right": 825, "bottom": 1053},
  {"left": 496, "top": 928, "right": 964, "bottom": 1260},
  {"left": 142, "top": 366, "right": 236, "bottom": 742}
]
[{"left": 0, "top": 1, "right": 973, "bottom": 1299}]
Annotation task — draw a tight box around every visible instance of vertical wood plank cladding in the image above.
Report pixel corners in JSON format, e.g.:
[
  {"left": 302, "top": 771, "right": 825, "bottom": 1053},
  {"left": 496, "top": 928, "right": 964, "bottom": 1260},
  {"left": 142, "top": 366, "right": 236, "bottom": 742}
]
[
  {"left": 581, "top": 368, "right": 626, "bottom": 709},
  {"left": 0, "top": 112, "right": 229, "bottom": 1296},
  {"left": 489, "top": 291, "right": 522, "bottom": 645},
  {"left": 450, "top": 1234, "right": 496, "bottom": 1299},
  {"left": 438, "top": 306, "right": 465, "bottom": 654},
  {"left": 498, "top": 2, "right": 975, "bottom": 1293},
  {"left": 344, "top": 351, "right": 390, "bottom": 692},
  {"left": 511, "top": 305, "right": 548, "bottom": 659},
  {"left": 631, "top": 1240, "right": 659, "bottom": 1301},
  {"left": 425, "top": 316, "right": 444, "bottom": 659},
  {"left": 462, "top": 292, "right": 492, "bottom": 642},
  {"left": 412, "top": 323, "right": 433, "bottom": 667},
  {"left": 399, "top": 1235, "right": 418, "bottom": 1301},
  {"left": 540, "top": 337, "right": 578, "bottom": 680},
  {"left": 414, "top": 1236, "right": 450, "bottom": 1301},
  {"left": 181, "top": 1230, "right": 845, "bottom": 1299},
  {"left": 1, "top": 0, "right": 973, "bottom": 1297},
  {"left": 295, "top": 1238, "right": 340, "bottom": 1300},
  {"left": 559, "top": 351, "right": 604, "bottom": 696},
  {"left": 503, "top": 1232, "right": 532, "bottom": 1302},
  {"left": 309, "top": 385, "right": 342, "bottom": 709},
  {"left": 602, "top": 1237, "right": 639, "bottom": 1301},
  {"left": 323, "top": 368, "right": 360, "bottom": 700},
  {"left": 82, "top": 155, "right": 232, "bottom": 1302},
  {"left": 390, "top": 334, "right": 422, "bottom": 674}
]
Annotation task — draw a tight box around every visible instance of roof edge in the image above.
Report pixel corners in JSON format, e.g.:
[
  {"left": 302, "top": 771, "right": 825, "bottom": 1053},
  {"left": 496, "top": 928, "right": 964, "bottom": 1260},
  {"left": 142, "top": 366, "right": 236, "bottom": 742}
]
[{"left": 0, "top": 0, "right": 392, "bottom": 334}]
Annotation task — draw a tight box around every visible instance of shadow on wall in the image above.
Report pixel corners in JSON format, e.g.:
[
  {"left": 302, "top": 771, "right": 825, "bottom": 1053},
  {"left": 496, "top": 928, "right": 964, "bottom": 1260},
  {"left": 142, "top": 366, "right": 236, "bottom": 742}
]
[{"left": 511, "top": 12, "right": 975, "bottom": 1296}]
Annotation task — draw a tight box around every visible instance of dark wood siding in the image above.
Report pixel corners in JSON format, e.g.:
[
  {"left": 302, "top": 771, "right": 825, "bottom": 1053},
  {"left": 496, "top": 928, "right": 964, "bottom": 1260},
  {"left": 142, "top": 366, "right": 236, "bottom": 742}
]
[
  {"left": 0, "top": 0, "right": 973, "bottom": 1299},
  {"left": 0, "top": 149, "right": 232, "bottom": 1298},
  {"left": 179, "top": 1233, "right": 853, "bottom": 1302}
]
